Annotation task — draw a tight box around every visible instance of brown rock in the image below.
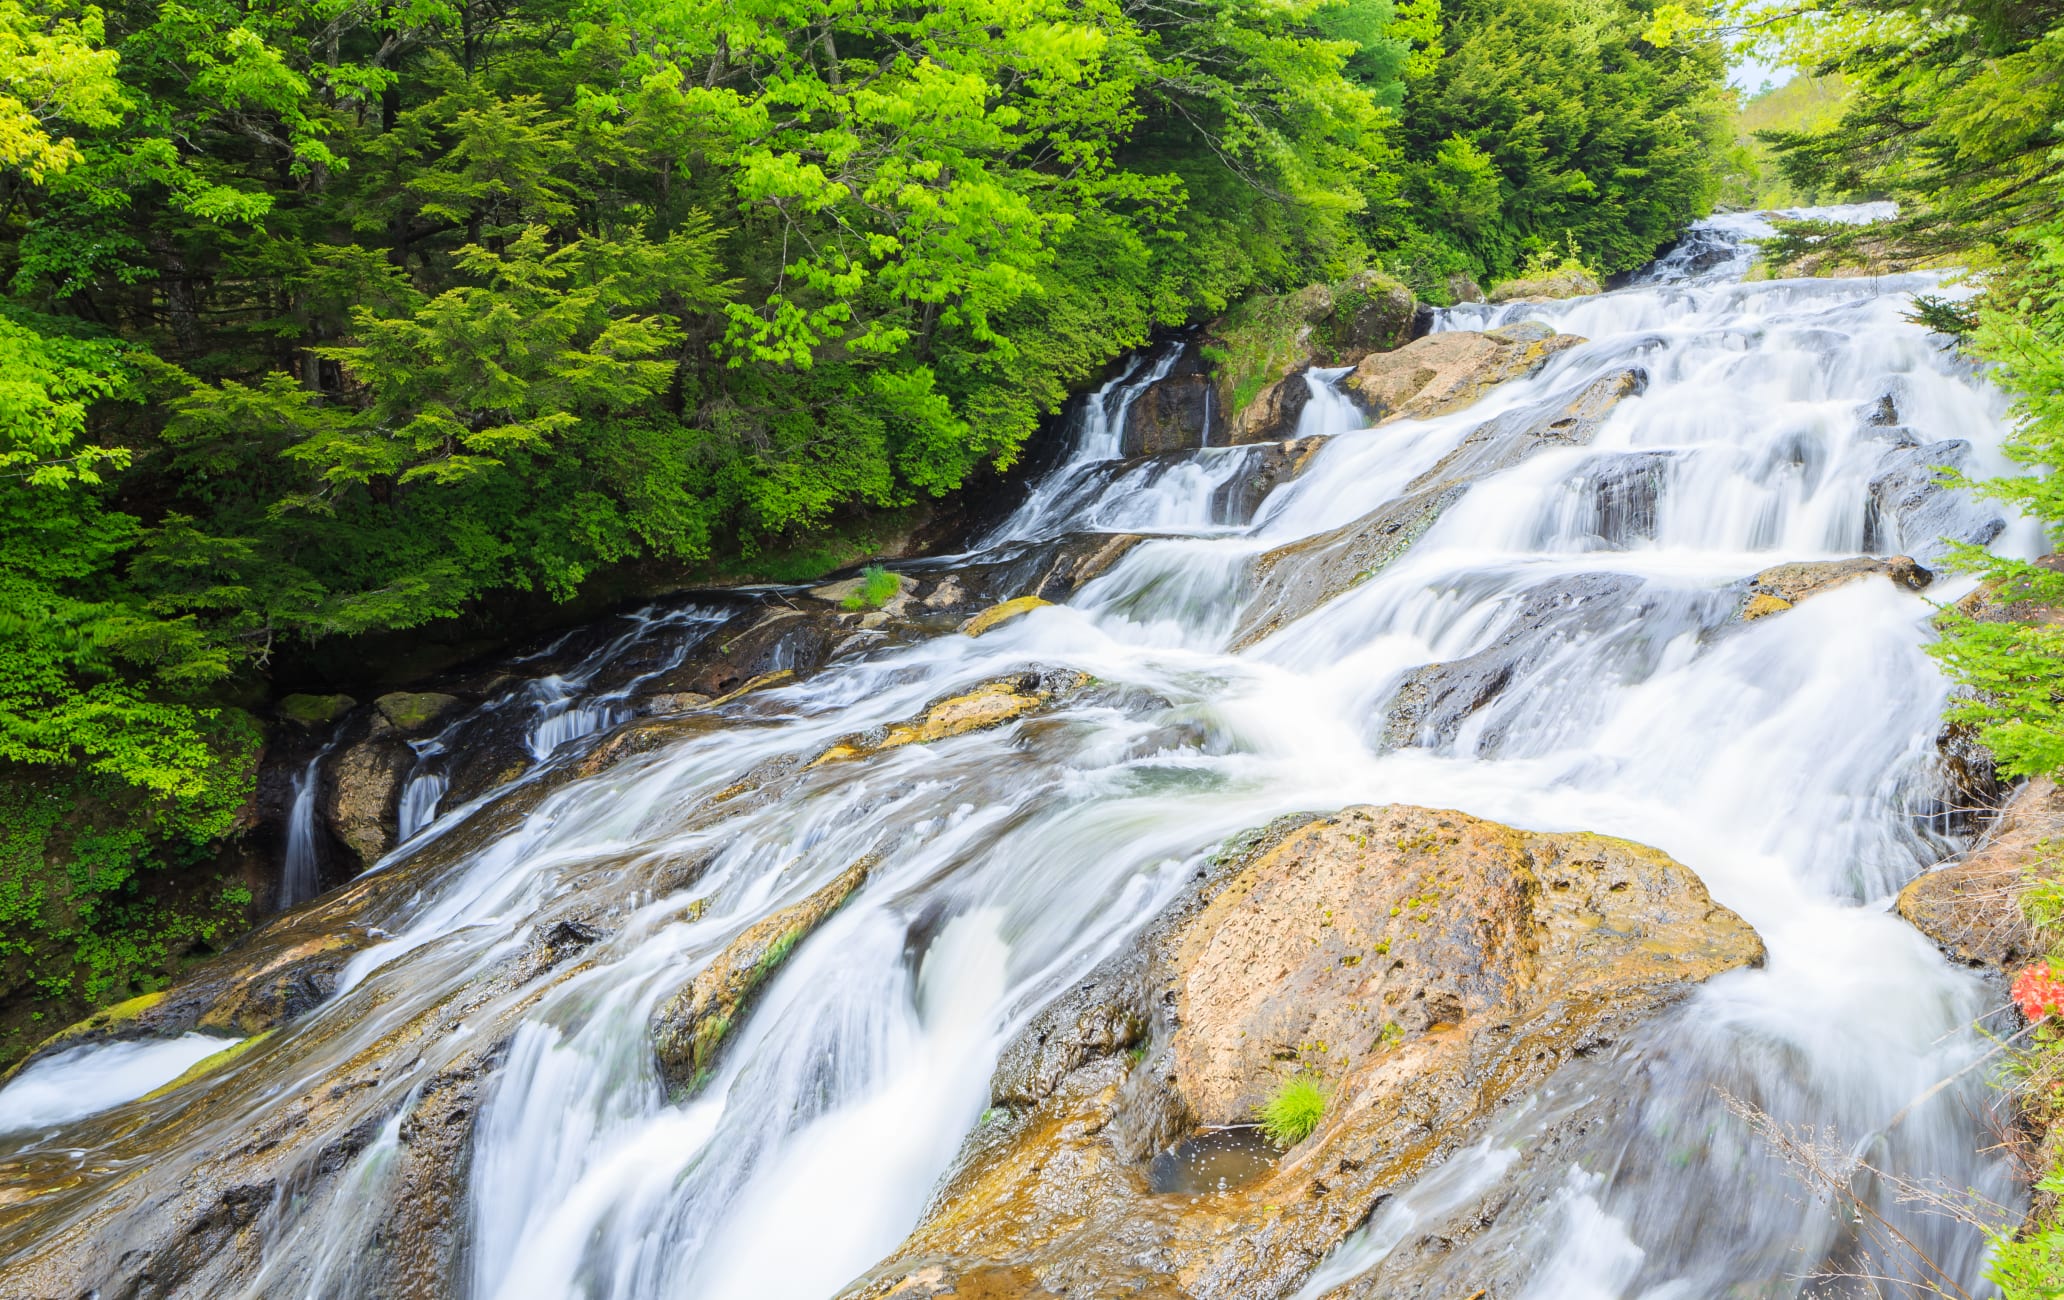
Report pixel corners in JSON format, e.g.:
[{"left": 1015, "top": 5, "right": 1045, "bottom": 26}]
[
  {"left": 319, "top": 722, "right": 414, "bottom": 869},
  {"left": 650, "top": 856, "right": 876, "bottom": 1095},
  {"left": 1898, "top": 777, "right": 2058, "bottom": 968},
  {"left": 809, "top": 671, "right": 1086, "bottom": 767},
  {"left": 846, "top": 806, "right": 1760, "bottom": 1300},
  {"left": 1741, "top": 555, "right": 1931, "bottom": 620},
  {"left": 1225, "top": 371, "right": 1313, "bottom": 444},
  {"left": 1344, "top": 323, "right": 1584, "bottom": 423}
]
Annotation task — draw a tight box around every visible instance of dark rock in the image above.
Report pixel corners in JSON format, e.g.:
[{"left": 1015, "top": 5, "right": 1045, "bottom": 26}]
[
  {"left": 1867, "top": 438, "right": 2006, "bottom": 563},
  {"left": 1123, "top": 369, "right": 1216, "bottom": 456},
  {"left": 1328, "top": 269, "right": 1416, "bottom": 359},
  {"left": 1382, "top": 574, "right": 1648, "bottom": 751}
]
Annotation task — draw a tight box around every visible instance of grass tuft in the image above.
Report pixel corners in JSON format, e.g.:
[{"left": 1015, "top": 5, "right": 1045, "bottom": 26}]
[
  {"left": 1256, "top": 1075, "right": 1327, "bottom": 1148},
  {"left": 842, "top": 565, "right": 901, "bottom": 610}
]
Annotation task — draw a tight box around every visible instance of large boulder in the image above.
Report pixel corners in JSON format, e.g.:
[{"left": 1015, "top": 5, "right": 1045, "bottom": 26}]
[
  {"left": 373, "top": 691, "right": 463, "bottom": 734},
  {"left": 1124, "top": 346, "right": 1219, "bottom": 457},
  {"left": 319, "top": 717, "right": 415, "bottom": 869},
  {"left": 1343, "top": 322, "right": 1585, "bottom": 423},
  {"left": 1225, "top": 371, "right": 1313, "bottom": 444},
  {"left": 1327, "top": 269, "right": 1416, "bottom": 358},
  {"left": 1234, "top": 365, "right": 1645, "bottom": 647},
  {"left": 1899, "top": 777, "right": 2057, "bottom": 969},
  {"left": 845, "top": 805, "right": 1762, "bottom": 1300}
]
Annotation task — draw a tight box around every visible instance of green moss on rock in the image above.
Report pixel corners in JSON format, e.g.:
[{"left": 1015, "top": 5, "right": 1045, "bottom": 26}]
[{"left": 278, "top": 693, "right": 357, "bottom": 729}]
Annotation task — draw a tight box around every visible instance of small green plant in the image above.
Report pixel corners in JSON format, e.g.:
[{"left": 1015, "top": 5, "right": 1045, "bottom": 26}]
[
  {"left": 842, "top": 565, "right": 900, "bottom": 610},
  {"left": 1256, "top": 1075, "right": 1328, "bottom": 1148}
]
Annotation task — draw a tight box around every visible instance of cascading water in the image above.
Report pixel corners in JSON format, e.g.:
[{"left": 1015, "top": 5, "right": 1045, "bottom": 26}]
[
  {"left": 279, "top": 730, "right": 346, "bottom": 909},
  {"left": 0, "top": 208, "right": 2040, "bottom": 1299}
]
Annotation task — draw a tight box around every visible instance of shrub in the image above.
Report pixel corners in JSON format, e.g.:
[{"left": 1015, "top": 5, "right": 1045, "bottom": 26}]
[{"left": 1256, "top": 1075, "right": 1328, "bottom": 1147}]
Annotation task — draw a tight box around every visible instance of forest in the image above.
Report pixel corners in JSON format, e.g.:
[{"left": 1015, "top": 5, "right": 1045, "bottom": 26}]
[{"left": 0, "top": 0, "right": 1728, "bottom": 1037}]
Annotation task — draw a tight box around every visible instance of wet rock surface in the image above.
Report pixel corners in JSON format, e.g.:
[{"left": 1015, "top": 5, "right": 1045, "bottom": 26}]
[
  {"left": 651, "top": 856, "right": 876, "bottom": 1096},
  {"left": 1737, "top": 554, "right": 1932, "bottom": 620},
  {"left": 845, "top": 805, "right": 1761, "bottom": 1300},
  {"left": 1866, "top": 438, "right": 2006, "bottom": 563},
  {"left": 1235, "top": 365, "right": 1646, "bottom": 646},
  {"left": 1344, "top": 323, "right": 1585, "bottom": 424},
  {"left": 1226, "top": 370, "right": 1314, "bottom": 443},
  {"left": 1125, "top": 347, "right": 1220, "bottom": 457},
  {"left": 319, "top": 714, "right": 416, "bottom": 869},
  {"left": 1382, "top": 574, "right": 1650, "bottom": 751}
]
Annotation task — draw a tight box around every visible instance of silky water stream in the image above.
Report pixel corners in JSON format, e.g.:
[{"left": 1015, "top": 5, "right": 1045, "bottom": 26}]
[{"left": 0, "top": 207, "right": 2041, "bottom": 1298}]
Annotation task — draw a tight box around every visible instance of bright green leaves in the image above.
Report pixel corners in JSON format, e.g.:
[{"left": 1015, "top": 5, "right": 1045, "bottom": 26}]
[
  {"left": 308, "top": 222, "right": 727, "bottom": 489},
  {"left": 0, "top": 0, "right": 125, "bottom": 183},
  {"left": 0, "top": 309, "right": 130, "bottom": 486},
  {"left": 1930, "top": 218, "right": 2064, "bottom": 779},
  {"left": 676, "top": 0, "right": 1130, "bottom": 374}
]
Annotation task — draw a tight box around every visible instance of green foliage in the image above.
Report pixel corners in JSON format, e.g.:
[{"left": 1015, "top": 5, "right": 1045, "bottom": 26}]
[
  {"left": 1926, "top": 219, "right": 2064, "bottom": 781},
  {"left": 841, "top": 566, "right": 900, "bottom": 611},
  {"left": 1256, "top": 1074, "right": 1328, "bottom": 1147},
  {"left": 1380, "top": 0, "right": 1731, "bottom": 283}
]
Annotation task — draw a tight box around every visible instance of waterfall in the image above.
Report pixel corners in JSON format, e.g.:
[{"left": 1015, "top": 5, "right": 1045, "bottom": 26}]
[
  {"left": 278, "top": 730, "right": 345, "bottom": 910},
  {"left": 0, "top": 209, "right": 2040, "bottom": 1300}
]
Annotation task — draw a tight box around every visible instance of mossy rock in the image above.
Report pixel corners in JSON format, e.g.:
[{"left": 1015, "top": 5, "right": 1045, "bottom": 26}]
[
  {"left": 278, "top": 693, "right": 357, "bottom": 729},
  {"left": 1487, "top": 267, "right": 1603, "bottom": 302},
  {"left": 1, "top": 990, "right": 171, "bottom": 1083},
  {"left": 374, "top": 691, "right": 464, "bottom": 734},
  {"left": 138, "top": 1030, "right": 273, "bottom": 1103}
]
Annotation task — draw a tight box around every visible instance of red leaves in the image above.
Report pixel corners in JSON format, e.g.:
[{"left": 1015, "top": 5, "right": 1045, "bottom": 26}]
[{"left": 2014, "top": 964, "right": 2064, "bottom": 1022}]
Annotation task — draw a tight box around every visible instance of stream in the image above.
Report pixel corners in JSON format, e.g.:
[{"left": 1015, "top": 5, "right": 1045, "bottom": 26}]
[{"left": 0, "top": 206, "right": 2039, "bottom": 1298}]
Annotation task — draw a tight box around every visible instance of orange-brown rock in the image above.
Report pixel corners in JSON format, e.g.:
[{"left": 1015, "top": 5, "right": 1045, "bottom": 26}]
[
  {"left": 845, "top": 805, "right": 1761, "bottom": 1300},
  {"left": 1343, "top": 322, "right": 1584, "bottom": 423},
  {"left": 1739, "top": 555, "right": 1931, "bottom": 620},
  {"left": 1899, "top": 777, "right": 2059, "bottom": 968}
]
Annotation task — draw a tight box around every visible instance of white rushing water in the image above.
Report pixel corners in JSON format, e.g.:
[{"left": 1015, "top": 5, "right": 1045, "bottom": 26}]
[
  {"left": 0, "top": 1033, "right": 236, "bottom": 1134},
  {"left": 8, "top": 209, "right": 2041, "bottom": 1299}
]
